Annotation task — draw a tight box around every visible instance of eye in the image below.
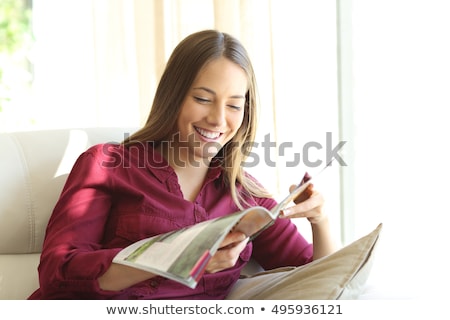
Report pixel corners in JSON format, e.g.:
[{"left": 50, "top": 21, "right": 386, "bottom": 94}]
[
  {"left": 227, "top": 105, "right": 242, "bottom": 111},
  {"left": 193, "top": 96, "right": 210, "bottom": 104}
]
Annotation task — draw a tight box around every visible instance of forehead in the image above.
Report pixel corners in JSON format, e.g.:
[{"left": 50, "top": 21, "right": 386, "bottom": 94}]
[{"left": 196, "top": 57, "right": 247, "bottom": 80}]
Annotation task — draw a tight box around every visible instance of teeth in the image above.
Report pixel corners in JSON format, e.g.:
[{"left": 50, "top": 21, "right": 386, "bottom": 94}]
[{"left": 196, "top": 127, "right": 220, "bottom": 139}]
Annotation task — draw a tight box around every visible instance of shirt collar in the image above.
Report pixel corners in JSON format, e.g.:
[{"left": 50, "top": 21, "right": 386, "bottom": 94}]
[{"left": 144, "top": 143, "right": 224, "bottom": 184}]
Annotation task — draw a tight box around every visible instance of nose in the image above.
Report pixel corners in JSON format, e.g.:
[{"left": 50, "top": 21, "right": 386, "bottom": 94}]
[{"left": 207, "top": 103, "right": 226, "bottom": 127}]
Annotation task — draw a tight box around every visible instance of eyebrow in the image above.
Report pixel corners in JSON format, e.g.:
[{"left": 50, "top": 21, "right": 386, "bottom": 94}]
[{"left": 192, "top": 87, "right": 245, "bottom": 99}]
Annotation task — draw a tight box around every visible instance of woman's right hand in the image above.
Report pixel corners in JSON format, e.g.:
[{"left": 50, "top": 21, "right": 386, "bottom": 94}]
[{"left": 205, "top": 231, "right": 249, "bottom": 273}]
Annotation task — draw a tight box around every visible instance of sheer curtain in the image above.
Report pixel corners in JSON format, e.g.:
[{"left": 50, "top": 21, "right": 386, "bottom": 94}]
[
  {"left": 30, "top": 0, "right": 141, "bottom": 129},
  {"left": 25, "top": 0, "right": 340, "bottom": 240}
]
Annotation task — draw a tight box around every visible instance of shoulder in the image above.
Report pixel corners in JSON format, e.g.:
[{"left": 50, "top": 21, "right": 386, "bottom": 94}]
[
  {"left": 79, "top": 142, "right": 169, "bottom": 173},
  {"left": 79, "top": 143, "right": 125, "bottom": 168}
]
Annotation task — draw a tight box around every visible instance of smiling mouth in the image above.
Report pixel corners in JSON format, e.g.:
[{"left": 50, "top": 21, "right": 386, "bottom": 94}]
[{"left": 195, "top": 126, "right": 222, "bottom": 140}]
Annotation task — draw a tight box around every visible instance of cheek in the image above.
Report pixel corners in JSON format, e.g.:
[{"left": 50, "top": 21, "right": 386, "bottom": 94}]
[
  {"left": 177, "top": 104, "right": 196, "bottom": 131},
  {"left": 229, "top": 112, "right": 245, "bottom": 132}
]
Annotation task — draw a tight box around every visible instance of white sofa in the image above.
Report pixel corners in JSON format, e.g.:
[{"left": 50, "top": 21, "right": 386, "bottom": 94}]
[
  {"left": 0, "top": 127, "right": 136, "bottom": 299},
  {"left": 0, "top": 127, "right": 391, "bottom": 300},
  {"left": 0, "top": 127, "right": 267, "bottom": 299}
]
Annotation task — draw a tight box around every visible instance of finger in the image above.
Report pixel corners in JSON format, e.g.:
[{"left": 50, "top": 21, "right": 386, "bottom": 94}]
[
  {"left": 281, "top": 191, "right": 324, "bottom": 217},
  {"left": 207, "top": 237, "right": 249, "bottom": 273},
  {"left": 218, "top": 231, "right": 247, "bottom": 250},
  {"left": 222, "top": 237, "right": 249, "bottom": 254},
  {"left": 293, "top": 184, "right": 314, "bottom": 204},
  {"left": 295, "top": 191, "right": 323, "bottom": 212},
  {"left": 288, "top": 183, "right": 314, "bottom": 204}
]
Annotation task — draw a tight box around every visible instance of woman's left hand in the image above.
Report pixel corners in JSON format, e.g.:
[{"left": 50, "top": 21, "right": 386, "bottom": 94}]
[{"left": 280, "top": 184, "right": 326, "bottom": 225}]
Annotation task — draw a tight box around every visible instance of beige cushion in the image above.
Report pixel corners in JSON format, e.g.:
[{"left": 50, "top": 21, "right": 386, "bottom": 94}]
[{"left": 227, "top": 223, "right": 382, "bottom": 300}]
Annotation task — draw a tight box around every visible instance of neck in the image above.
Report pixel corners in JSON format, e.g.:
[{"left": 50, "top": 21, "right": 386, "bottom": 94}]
[{"left": 156, "top": 143, "right": 211, "bottom": 202}]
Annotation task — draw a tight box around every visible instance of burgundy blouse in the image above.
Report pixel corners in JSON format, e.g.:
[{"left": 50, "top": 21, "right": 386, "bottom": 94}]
[{"left": 29, "top": 142, "right": 312, "bottom": 299}]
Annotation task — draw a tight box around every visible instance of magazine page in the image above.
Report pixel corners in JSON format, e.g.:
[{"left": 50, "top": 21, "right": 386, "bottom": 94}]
[
  {"left": 232, "top": 181, "right": 312, "bottom": 241},
  {"left": 113, "top": 210, "right": 249, "bottom": 288},
  {"left": 236, "top": 160, "right": 334, "bottom": 240},
  {"left": 113, "top": 161, "right": 333, "bottom": 288}
]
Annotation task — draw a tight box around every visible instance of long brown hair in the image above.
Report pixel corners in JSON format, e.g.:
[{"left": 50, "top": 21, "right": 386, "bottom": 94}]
[{"left": 123, "top": 30, "right": 270, "bottom": 209}]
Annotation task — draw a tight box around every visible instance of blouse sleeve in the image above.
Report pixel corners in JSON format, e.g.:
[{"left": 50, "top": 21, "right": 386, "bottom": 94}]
[{"left": 36, "top": 144, "right": 122, "bottom": 299}]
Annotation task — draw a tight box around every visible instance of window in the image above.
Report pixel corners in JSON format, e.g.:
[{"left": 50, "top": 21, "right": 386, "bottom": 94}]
[
  {"left": 0, "top": 0, "right": 33, "bottom": 129},
  {"left": 1, "top": 0, "right": 341, "bottom": 242},
  {"left": 340, "top": 0, "right": 450, "bottom": 295}
]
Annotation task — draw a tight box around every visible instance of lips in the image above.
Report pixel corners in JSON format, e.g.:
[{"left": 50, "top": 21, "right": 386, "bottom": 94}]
[{"left": 195, "top": 126, "right": 222, "bottom": 140}]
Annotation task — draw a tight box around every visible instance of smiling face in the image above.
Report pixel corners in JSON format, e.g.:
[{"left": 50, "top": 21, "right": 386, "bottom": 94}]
[{"left": 174, "top": 57, "right": 247, "bottom": 166}]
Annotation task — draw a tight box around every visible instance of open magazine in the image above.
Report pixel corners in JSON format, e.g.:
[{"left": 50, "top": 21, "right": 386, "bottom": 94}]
[{"left": 113, "top": 162, "right": 333, "bottom": 289}]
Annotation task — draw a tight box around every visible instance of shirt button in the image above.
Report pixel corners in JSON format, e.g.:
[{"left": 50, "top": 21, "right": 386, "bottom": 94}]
[
  {"left": 194, "top": 209, "right": 202, "bottom": 221},
  {"left": 149, "top": 280, "right": 158, "bottom": 288}
]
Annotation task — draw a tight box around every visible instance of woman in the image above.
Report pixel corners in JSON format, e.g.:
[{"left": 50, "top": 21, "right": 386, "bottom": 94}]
[{"left": 29, "top": 30, "right": 335, "bottom": 299}]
